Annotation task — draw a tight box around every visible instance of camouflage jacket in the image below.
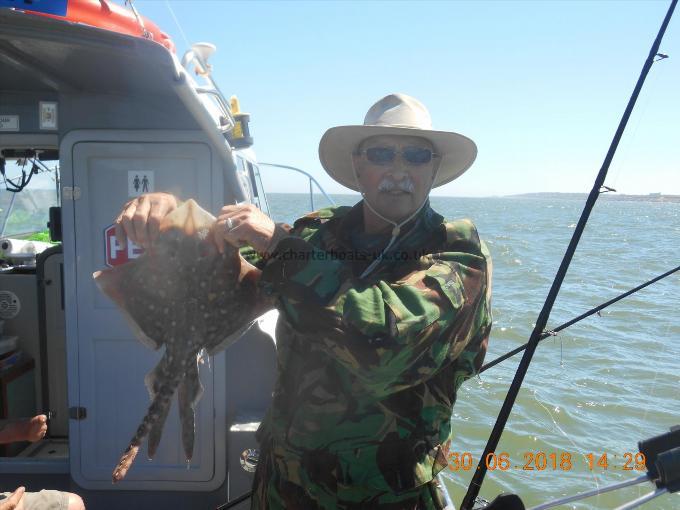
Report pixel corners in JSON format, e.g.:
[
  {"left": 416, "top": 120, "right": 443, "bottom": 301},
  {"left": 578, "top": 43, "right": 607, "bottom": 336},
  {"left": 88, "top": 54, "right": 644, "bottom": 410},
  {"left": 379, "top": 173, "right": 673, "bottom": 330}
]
[{"left": 245, "top": 200, "right": 492, "bottom": 504}]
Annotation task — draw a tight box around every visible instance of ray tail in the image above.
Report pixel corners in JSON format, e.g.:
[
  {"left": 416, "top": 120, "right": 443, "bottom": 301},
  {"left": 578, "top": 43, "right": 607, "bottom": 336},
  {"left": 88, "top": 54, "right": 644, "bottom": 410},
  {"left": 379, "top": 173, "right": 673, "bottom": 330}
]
[
  {"left": 177, "top": 353, "right": 204, "bottom": 462},
  {"left": 144, "top": 356, "right": 174, "bottom": 460},
  {"left": 112, "top": 369, "right": 184, "bottom": 483}
]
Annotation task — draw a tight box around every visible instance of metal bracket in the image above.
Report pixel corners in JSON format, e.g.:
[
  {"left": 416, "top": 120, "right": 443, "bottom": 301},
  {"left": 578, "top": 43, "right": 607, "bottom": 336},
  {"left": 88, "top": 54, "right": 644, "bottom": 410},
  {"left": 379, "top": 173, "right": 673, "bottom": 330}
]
[
  {"left": 69, "top": 407, "right": 87, "bottom": 420},
  {"left": 62, "top": 186, "right": 81, "bottom": 200}
]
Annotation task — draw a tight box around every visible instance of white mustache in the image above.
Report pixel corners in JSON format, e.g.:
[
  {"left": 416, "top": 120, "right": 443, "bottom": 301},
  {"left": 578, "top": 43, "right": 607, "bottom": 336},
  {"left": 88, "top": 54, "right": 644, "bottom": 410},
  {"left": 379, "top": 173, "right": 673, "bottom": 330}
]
[{"left": 378, "top": 179, "right": 415, "bottom": 193}]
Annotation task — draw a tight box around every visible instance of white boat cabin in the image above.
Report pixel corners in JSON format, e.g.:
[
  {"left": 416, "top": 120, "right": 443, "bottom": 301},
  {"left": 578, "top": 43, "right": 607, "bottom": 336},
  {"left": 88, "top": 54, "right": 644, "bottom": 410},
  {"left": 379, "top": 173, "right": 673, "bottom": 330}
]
[{"left": 0, "top": 4, "right": 280, "bottom": 509}]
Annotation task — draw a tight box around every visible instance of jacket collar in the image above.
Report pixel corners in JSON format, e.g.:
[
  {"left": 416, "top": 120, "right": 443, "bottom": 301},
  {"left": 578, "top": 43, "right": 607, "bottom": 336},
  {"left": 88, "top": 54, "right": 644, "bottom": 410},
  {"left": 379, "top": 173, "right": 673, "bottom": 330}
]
[{"left": 334, "top": 198, "right": 443, "bottom": 252}]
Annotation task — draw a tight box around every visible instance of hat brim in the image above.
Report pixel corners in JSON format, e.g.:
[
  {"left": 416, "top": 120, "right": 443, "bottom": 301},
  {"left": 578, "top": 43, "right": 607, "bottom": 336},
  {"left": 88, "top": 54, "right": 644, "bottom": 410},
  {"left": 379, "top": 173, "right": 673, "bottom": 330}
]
[{"left": 318, "top": 125, "right": 477, "bottom": 192}]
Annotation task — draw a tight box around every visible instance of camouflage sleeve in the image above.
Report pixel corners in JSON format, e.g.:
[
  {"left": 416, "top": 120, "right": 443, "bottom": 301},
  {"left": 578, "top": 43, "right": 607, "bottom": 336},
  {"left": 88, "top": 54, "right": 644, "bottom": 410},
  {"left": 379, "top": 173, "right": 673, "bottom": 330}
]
[
  {"left": 239, "top": 245, "right": 264, "bottom": 268},
  {"left": 336, "top": 241, "right": 492, "bottom": 396},
  {"left": 261, "top": 222, "right": 492, "bottom": 398},
  {"left": 238, "top": 222, "right": 292, "bottom": 270}
]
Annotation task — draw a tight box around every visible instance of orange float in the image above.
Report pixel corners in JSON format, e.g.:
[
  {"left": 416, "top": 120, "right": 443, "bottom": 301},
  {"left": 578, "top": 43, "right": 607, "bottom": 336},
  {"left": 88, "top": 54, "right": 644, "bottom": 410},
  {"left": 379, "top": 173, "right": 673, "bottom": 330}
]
[{"left": 7, "top": 0, "right": 175, "bottom": 52}]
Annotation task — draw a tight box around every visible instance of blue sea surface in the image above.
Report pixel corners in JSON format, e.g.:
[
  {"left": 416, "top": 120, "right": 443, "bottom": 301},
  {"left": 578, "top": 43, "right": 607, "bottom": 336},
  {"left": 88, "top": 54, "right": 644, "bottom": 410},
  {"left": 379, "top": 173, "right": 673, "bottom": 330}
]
[{"left": 266, "top": 193, "right": 680, "bottom": 510}]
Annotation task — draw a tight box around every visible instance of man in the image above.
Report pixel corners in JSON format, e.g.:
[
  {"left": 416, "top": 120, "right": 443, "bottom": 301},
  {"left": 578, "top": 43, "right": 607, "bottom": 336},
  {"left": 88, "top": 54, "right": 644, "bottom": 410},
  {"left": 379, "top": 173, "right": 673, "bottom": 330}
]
[
  {"left": 0, "top": 416, "right": 86, "bottom": 510},
  {"left": 116, "top": 93, "right": 492, "bottom": 509}
]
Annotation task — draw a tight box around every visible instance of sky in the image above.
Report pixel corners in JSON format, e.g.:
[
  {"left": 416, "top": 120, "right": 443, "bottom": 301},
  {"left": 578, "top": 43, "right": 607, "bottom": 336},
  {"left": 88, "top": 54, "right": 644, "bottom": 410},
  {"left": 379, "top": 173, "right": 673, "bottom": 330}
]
[{"left": 131, "top": 1, "right": 680, "bottom": 197}]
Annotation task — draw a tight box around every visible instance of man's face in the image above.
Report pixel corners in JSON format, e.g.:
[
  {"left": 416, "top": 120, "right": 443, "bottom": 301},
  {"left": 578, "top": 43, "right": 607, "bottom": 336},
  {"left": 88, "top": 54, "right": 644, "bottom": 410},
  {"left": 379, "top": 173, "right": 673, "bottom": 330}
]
[{"left": 352, "top": 135, "right": 439, "bottom": 223}]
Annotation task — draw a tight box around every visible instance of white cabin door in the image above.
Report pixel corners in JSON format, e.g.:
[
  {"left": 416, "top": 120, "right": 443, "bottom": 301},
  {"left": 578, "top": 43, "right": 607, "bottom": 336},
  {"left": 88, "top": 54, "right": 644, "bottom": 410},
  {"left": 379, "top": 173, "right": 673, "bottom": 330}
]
[{"left": 64, "top": 137, "right": 227, "bottom": 491}]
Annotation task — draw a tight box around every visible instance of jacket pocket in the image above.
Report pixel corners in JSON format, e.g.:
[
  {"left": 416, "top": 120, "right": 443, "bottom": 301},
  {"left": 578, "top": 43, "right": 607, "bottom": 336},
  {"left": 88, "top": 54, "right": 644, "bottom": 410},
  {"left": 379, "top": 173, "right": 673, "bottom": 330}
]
[{"left": 337, "top": 436, "right": 450, "bottom": 494}]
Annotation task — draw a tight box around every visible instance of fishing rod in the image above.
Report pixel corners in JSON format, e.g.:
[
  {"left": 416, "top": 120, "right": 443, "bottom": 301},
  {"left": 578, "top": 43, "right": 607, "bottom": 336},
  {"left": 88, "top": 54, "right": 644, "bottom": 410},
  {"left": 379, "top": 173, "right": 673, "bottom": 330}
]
[
  {"left": 480, "top": 264, "right": 680, "bottom": 374},
  {"left": 475, "top": 426, "right": 680, "bottom": 510},
  {"left": 459, "top": 1, "right": 678, "bottom": 508},
  {"left": 524, "top": 426, "right": 680, "bottom": 510}
]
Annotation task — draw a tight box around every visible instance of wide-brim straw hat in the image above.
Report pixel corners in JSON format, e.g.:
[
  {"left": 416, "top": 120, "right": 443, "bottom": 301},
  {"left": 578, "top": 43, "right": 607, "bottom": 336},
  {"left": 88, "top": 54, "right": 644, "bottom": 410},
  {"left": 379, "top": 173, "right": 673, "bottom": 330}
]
[{"left": 319, "top": 93, "right": 477, "bottom": 191}]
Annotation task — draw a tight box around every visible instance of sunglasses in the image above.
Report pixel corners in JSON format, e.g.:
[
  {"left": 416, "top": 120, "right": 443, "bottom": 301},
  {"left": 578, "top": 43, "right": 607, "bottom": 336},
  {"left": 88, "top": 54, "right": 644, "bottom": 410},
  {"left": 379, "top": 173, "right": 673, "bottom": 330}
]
[{"left": 359, "top": 146, "right": 438, "bottom": 166}]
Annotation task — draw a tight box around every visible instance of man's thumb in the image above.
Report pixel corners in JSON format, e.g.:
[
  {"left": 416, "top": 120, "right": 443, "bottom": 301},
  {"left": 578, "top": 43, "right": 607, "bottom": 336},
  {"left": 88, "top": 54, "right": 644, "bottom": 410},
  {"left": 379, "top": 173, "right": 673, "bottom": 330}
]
[{"left": 5, "top": 487, "right": 25, "bottom": 508}]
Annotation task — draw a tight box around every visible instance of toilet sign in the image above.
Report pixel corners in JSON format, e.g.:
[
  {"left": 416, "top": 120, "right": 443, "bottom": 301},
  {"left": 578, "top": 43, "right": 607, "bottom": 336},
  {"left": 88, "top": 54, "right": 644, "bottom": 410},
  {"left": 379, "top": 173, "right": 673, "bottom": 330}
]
[
  {"left": 104, "top": 224, "right": 144, "bottom": 267},
  {"left": 128, "top": 170, "right": 154, "bottom": 197}
]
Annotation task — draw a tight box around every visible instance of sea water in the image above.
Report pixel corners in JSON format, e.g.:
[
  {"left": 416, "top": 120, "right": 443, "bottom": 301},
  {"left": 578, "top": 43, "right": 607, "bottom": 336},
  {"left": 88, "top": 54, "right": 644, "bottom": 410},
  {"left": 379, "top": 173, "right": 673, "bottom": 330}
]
[{"left": 266, "top": 193, "right": 680, "bottom": 510}]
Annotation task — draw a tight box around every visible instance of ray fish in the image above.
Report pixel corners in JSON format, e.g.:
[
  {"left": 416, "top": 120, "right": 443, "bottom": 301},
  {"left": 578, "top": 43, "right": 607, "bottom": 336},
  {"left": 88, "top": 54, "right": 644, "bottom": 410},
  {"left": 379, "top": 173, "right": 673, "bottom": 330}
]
[{"left": 93, "top": 199, "right": 267, "bottom": 483}]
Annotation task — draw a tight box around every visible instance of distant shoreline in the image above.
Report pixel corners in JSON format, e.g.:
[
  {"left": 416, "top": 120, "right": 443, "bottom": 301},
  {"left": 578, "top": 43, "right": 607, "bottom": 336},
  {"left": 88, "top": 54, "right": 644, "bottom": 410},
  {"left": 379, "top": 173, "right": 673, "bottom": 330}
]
[
  {"left": 266, "top": 192, "right": 680, "bottom": 203},
  {"left": 505, "top": 192, "right": 680, "bottom": 203}
]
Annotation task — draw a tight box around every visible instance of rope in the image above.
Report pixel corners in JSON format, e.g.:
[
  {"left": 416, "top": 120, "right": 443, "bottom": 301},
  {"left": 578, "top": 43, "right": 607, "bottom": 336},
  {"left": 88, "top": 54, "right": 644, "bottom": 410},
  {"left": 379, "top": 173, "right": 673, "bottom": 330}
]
[{"left": 164, "top": 0, "right": 191, "bottom": 49}]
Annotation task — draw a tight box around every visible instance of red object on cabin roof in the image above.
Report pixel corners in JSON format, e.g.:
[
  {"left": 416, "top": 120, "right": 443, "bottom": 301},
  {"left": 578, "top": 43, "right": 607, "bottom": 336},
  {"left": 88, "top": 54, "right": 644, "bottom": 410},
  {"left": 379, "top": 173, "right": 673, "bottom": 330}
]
[{"left": 18, "top": 0, "right": 175, "bottom": 53}]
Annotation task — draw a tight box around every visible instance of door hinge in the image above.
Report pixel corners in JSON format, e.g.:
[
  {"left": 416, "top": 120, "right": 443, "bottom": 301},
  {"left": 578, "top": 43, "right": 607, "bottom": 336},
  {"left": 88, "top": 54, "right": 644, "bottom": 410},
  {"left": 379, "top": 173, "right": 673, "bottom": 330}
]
[
  {"left": 62, "top": 186, "right": 82, "bottom": 200},
  {"left": 69, "top": 406, "right": 87, "bottom": 420}
]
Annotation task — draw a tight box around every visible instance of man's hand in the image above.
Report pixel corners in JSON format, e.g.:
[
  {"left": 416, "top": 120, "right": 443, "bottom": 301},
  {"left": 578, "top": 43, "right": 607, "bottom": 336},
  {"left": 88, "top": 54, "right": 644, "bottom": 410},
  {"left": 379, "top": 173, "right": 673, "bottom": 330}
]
[
  {"left": 214, "top": 203, "right": 275, "bottom": 255},
  {"left": 114, "top": 193, "right": 178, "bottom": 249},
  {"left": 0, "top": 487, "right": 25, "bottom": 510},
  {"left": 26, "top": 415, "right": 47, "bottom": 442},
  {"left": 0, "top": 415, "right": 47, "bottom": 444}
]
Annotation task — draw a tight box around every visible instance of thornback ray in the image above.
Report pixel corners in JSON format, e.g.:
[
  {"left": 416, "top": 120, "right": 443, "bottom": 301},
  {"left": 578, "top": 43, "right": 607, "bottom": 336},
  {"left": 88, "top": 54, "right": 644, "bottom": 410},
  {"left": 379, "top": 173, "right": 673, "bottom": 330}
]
[{"left": 93, "top": 199, "right": 272, "bottom": 483}]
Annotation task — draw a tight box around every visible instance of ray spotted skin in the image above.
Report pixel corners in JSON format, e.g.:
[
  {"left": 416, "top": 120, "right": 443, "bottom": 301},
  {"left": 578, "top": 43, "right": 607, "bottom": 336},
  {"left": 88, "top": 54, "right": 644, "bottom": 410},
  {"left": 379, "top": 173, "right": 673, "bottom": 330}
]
[{"left": 93, "top": 200, "right": 268, "bottom": 482}]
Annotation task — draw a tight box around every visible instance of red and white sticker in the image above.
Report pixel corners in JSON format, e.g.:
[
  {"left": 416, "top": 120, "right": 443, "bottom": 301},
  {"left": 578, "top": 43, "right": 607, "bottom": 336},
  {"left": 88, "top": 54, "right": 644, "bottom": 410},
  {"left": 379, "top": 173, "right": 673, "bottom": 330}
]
[{"left": 103, "top": 224, "right": 144, "bottom": 267}]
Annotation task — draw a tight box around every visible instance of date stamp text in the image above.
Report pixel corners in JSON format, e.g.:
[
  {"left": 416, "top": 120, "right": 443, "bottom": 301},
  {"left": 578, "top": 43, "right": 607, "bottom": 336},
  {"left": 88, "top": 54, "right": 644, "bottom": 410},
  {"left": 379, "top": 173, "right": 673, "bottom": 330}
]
[{"left": 446, "top": 451, "right": 647, "bottom": 472}]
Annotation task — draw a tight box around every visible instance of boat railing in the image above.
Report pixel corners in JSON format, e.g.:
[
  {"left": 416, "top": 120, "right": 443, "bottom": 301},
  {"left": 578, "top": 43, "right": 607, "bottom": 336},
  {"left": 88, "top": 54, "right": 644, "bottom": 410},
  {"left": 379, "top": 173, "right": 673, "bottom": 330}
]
[
  {"left": 259, "top": 163, "right": 336, "bottom": 211},
  {"left": 193, "top": 87, "right": 234, "bottom": 133},
  {"left": 177, "top": 44, "right": 335, "bottom": 212},
  {"left": 180, "top": 43, "right": 236, "bottom": 133}
]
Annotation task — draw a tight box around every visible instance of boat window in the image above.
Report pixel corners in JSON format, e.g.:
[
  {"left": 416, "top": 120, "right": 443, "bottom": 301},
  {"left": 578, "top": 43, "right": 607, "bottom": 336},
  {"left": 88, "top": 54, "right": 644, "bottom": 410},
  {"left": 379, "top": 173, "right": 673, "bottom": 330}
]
[
  {"left": 247, "top": 162, "right": 270, "bottom": 217},
  {"left": 234, "top": 155, "right": 255, "bottom": 206},
  {"left": 246, "top": 162, "right": 259, "bottom": 198},
  {"left": 0, "top": 157, "right": 59, "bottom": 240},
  {"left": 235, "top": 155, "right": 246, "bottom": 174}
]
